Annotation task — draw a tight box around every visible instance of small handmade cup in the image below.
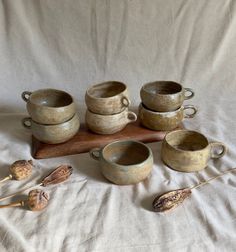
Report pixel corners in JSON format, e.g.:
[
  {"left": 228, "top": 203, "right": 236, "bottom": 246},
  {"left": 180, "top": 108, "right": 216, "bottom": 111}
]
[
  {"left": 90, "top": 140, "right": 153, "bottom": 185},
  {"left": 86, "top": 109, "right": 137, "bottom": 134},
  {"left": 22, "top": 114, "right": 80, "bottom": 144},
  {"left": 139, "top": 103, "right": 197, "bottom": 131},
  {"left": 85, "top": 81, "right": 131, "bottom": 115},
  {"left": 140, "top": 81, "right": 194, "bottom": 112},
  {"left": 21, "top": 89, "right": 76, "bottom": 124},
  {"left": 161, "top": 130, "right": 227, "bottom": 172}
]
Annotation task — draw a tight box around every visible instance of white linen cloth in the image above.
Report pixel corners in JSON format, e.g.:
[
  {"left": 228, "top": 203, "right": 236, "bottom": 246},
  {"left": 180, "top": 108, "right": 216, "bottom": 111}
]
[{"left": 0, "top": 0, "right": 236, "bottom": 251}]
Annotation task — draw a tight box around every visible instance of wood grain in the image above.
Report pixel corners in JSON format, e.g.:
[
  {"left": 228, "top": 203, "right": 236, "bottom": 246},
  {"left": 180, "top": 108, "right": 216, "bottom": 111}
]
[{"left": 32, "top": 120, "right": 183, "bottom": 159}]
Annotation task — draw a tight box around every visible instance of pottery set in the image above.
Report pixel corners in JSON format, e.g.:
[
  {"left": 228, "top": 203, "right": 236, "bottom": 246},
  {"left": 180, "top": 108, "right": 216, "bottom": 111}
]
[
  {"left": 21, "top": 82, "right": 227, "bottom": 186},
  {"left": 139, "top": 81, "right": 197, "bottom": 130},
  {"left": 21, "top": 89, "right": 80, "bottom": 144},
  {"left": 85, "top": 81, "right": 137, "bottom": 134}
]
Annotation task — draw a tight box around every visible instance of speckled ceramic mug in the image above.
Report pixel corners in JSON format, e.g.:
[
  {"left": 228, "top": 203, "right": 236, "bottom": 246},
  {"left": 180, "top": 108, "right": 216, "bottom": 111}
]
[
  {"left": 22, "top": 113, "right": 80, "bottom": 144},
  {"left": 22, "top": 89, "right": 76, "bottom": 124},
  {"left": 140, "top": 81, "right": 194, "bottom": 112},
  {"left": 161, "top": 130, "right": 227, "bottom": 172},
  {"left": 139, "top": 103, "right": 197, "bottom": 131},
  {"left": 90, "top": 140, "right": 153, "bottom": 185},
  {"left": 85, "top": 81, "right": 131, "bottom": 115},
  {"left": 86, "top": 109, "right": 137, "bottom": 135}
]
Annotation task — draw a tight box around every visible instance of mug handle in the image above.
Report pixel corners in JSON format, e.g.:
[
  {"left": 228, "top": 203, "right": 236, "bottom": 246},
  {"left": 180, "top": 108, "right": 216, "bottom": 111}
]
[
  {"left": 127, "top": 111, "right": 137, "bottom": 123},
  {"left": 22, "top": 117, "right": 32, "bottom": 129},
  {"left": 121, "top": 96, "right": 131, "bottom": 107},
  {"left": 183, "top": 105, "right": 198, "bottom": 118},
  {"left": 184, "top": 88, "right": 194, "bottom": 100},
  {"left": 21, "top": 91, "right": 32, "bottom": 102},
  {"left": 89, "top": 148, "right": 101, "bottom": 161},
  {"left": 209, "top": 142, "right": 227, "bottom": 159}
]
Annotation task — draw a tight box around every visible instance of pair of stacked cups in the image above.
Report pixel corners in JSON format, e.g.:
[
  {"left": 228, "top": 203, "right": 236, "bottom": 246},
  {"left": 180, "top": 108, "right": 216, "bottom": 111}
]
[
  {"left": 85, "top": 81, "right": 137, "bottom": 134},
  {"left": 139, "top": 81, "right": 197, "bottom": 130},
  {"left": 21, "top": 89, "right": 80, "bottom": 144}
]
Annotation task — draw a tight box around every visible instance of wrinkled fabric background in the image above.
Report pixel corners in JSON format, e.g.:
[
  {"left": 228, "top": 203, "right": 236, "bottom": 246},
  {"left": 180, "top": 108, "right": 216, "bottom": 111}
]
[{"left": 0, "top": 0, "right": 236, "bottom": 251}]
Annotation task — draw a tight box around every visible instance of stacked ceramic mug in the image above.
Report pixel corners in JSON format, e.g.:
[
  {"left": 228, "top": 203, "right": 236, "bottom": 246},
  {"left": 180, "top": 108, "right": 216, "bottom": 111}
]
[
  {"left": 21, "top": 89, "right": 80, "bottom": 144},
  {"left": 139, "top": 81, "right": 197, "bottom": 130},
  {"left": 85, "top": 81, "right": 137, "bottom": 134}
]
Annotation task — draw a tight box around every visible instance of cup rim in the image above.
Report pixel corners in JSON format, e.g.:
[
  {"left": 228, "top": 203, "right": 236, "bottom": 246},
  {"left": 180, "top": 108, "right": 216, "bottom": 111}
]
[
  {"left": 142, "top": 81, "right": 183, "bottom": 96},
  {"left": 164, "top": 129, "right": 209, "bottom": 152},
  {"left": 28, "top": 89, "right": 74, "bottom": 108},
  {"left": 29, "top": 113, "right": 78, "bottom": 127},
  {"left": 86, "top": 81, "right": 127, "bottom": 100},
  {"left": 101, "top": 140, "right": 152, "bottom": 167},
  {"left": 139, "top": 102, "right": 183, "bottom": 114},
  {"left": 86, "top": 108, "right": 129, "bottom": 117}
]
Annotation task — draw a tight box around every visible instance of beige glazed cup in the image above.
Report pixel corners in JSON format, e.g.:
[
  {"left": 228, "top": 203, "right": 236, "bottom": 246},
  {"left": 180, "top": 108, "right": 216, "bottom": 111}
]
[
  {"left": 90, "top": 140, "right": 153, "bottom": 185},
  {"left": 86, "top": 109, "right": 137, "bottom": 134},
  {"left": 22, "top": 113, "right": 80, "bottom": 144},
  {"left": 22, "top": 89, "right": 76, "bottom": 124},
  {"left": 85, "top": 81, "right": 131, "bottom": 115},
  {"left": 161, "top": 130, "right": 227, "bottom": 172},
  {"left": 139, "top": 103, "right": 197, "bottom": 131},
  {"left": 140, "top": 81, "right": 194, "bottom": 112}
]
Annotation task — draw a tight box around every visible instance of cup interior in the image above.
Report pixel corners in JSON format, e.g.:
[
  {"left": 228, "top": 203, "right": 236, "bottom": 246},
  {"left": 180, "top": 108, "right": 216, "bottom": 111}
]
[
  {"left": 166, "top": 130, "right": 208, "bottom": 151},
  {"left": 87, "top": 82, "right": 126, "bottom": 98},
  {"left": 103, "top": 141, "right": 150, "bottom": 165},
  {"left": 143, "top": 81, "right": 182, "bottom": 95},
  {"left": 30, "top": 89, "right": 73, "bottom": 107}
]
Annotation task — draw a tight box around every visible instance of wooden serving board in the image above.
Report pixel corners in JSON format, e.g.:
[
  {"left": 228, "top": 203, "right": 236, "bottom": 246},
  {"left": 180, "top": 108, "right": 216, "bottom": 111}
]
[{"left": 32, "top": 121, "right": 183, "bottom": 159}]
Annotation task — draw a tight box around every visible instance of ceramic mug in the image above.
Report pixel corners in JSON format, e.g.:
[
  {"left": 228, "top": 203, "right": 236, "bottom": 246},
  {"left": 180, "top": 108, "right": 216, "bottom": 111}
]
[
  {"left": 139, "top": 103, "right": 197, "bottom": 131},
  {"left": 86, "top": 109, "right": 137, "bottom": 134},
  {"left": 22, "top": 89, "right": 76, "bottom": 124},
  {"left": 140, "top": 81, "right": 194, "bottom": 112},
  {"left": 90, "top": 140, "right": 153, "bottom": 185},
  {"left": 161, "top": 130, "right": 227, "bottom": 172},
  {"left": 22, "top": 113, "right": 80, "bottom": 144},
  {"left": 85, "top": 81, "right": 131, "bottom": 115}
]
